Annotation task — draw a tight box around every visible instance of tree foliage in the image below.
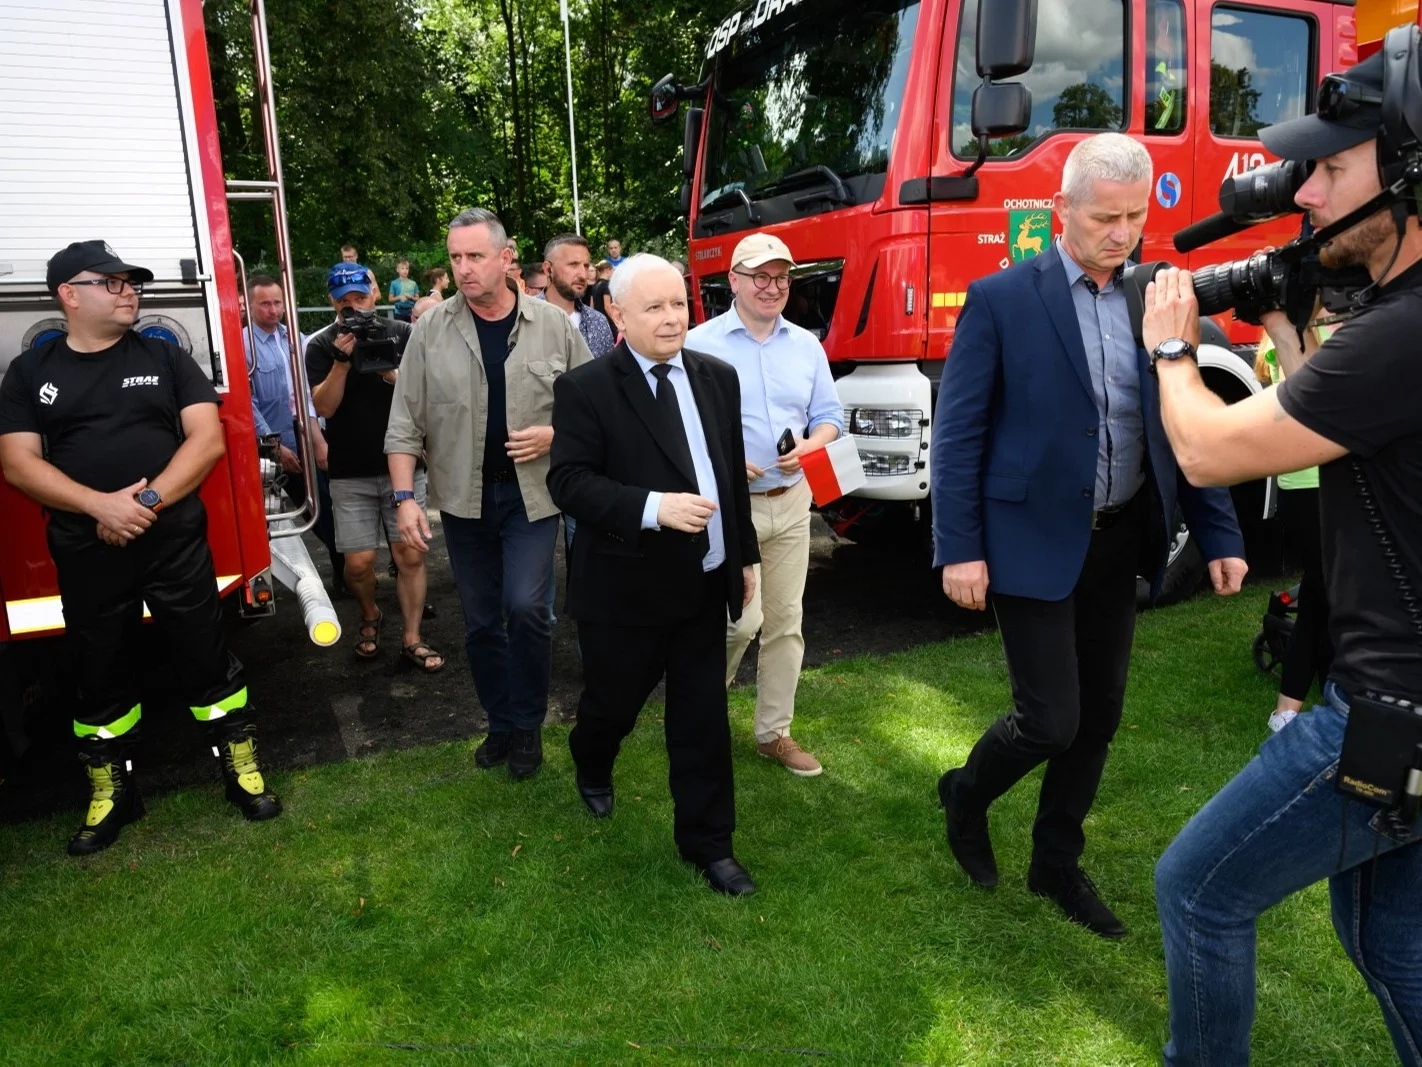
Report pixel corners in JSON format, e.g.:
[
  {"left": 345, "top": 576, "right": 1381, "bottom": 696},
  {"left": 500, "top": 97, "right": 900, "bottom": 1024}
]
[{"left": 204, "top": 0, "right": 738, "bottom": 277}]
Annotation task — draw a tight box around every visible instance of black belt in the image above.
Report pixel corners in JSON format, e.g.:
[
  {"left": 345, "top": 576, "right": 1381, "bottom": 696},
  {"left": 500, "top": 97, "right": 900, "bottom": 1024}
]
[
  {"left": 483, "top": 468, "right": 517, "bottom": 484},
  {"left": 1091, "top": 492, "right": 1140, "bottom": 530}
]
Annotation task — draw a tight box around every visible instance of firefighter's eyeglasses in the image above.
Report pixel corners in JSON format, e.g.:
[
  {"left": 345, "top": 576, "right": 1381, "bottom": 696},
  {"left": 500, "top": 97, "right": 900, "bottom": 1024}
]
[
  {"left": 1315, "top": 75, "right": 1384, "bottom": 122},
  {"left": 66, "top": 277, "right": 144, "bottom": 295},
  {"left": 733, "top": 269, "right": 792, "bottom": 291}
]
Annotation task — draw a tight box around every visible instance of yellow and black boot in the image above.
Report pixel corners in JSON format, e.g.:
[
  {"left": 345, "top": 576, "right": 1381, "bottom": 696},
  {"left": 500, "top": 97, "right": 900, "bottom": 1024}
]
[
  {"left": 208, "top": 716, "right": 282, "bottom": 821},
  {"left": 68, "top": 740, "right": 144, "bottom": 856}
]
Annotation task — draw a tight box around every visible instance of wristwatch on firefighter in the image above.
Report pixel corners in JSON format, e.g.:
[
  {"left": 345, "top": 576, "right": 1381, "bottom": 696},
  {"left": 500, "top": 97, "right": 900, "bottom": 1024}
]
[
  {"left": 1149, "top": 337, "right": 1197, "bottom": 376},
  {"left": 390, "top": 490, "right": 417, "bottom": 508},
  {"left": 136, "top": 487, "right": 164, "bottom": 513}
]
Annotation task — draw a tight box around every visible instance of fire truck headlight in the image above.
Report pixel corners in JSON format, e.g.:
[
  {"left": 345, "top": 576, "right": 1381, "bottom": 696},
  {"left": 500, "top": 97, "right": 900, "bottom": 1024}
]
[
  {"left": 848, "top": 408, "right": 922, "bottom": 438},
  {"left": 859, "top": 452, "right": 913, "bottom": 477}
]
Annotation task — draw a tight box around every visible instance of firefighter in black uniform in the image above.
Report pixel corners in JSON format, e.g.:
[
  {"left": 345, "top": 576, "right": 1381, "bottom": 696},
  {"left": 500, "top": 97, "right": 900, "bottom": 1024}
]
[{"left": 0, "top": 241, "right": 282, "bottom": 855}]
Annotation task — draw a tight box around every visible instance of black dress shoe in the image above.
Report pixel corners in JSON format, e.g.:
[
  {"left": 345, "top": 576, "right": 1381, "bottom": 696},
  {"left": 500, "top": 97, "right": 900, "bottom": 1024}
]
[
  {"left": 507, "top": 727, "right": 543, "bottom": 780},
  {"left": 575, "top": 774, "right": 614, "bottom": 818},
  {"left": 938, "top": 768, "right": 998, "bottom": 888},
  {"left": 474, "top": 731, "right": 512, "bottom": 769},
  {"left": 1028, "top": 863, "right": 1127, "bottom": 939},
  {"left": 697, "top": 857, "right": 756, "bottom": 897}
]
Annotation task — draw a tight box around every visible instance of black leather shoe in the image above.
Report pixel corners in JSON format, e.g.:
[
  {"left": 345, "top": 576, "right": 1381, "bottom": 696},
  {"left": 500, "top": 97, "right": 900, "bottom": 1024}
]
[
  {"left": 1028, "top": 863, "right": 1127, "bottom": 939},
  {"left": 474, "top": 731, "right": 512, "bottom": 769},
  {"left": 575, "top": 774, "right": 614, "bottom": 818},
  {"left": 938, "top": 768, "right": 998, "bottom": 888},
  {"left": 697, "top": 857, "right": 757, "bottom": 897},
  {"left": 507, "top": 727, "right": 543, "bottom": 780}
]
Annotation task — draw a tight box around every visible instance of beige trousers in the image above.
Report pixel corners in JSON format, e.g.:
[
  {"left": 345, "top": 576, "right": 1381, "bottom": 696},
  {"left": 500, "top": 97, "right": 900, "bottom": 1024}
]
[{"left": 726, "top": 477, "right": 813, "bottom": 743}]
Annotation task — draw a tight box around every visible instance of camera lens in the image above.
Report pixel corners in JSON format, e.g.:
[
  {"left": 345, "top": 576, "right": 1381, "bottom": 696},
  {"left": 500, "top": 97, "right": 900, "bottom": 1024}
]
[{"left": 1218, "top": 160, "right": 1311, "bottom": 219}]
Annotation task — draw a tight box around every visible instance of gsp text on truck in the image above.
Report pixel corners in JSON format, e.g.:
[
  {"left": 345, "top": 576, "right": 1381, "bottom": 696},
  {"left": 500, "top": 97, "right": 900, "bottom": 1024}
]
[{"left": 651, "top": 0, "right": 1360, "bottom": 582}]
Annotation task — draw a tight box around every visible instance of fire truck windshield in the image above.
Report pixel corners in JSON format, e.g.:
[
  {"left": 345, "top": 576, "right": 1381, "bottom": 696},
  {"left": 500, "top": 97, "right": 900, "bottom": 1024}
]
[{"left": 700, "top": 0, "right": 920, "bottom": 211}]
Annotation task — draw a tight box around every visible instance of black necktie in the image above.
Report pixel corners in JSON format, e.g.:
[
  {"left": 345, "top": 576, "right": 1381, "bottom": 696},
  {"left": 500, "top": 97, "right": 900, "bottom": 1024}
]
[{"left": 650, "top": 363, "right": 696, "bottom": 484}]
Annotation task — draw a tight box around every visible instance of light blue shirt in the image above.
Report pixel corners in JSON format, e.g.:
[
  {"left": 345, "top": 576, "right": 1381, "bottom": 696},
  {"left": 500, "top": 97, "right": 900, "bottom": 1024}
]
[
  {"left": 630, "top": 347, "right": 725, "bottom": 572},
  {"left": 243, "top": 322, "right": 311, "bottom": 451},
  {"left": 1056, "top": 240, "right": 1146, "bottom": 510},
  {"left": 686, "top": 303, "right": 844, "bottom": 492}
]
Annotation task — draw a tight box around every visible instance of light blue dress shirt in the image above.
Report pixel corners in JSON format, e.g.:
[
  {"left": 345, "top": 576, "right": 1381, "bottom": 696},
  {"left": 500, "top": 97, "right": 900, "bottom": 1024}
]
[
  {"left": 1056, "top": 240, "right": 1146, "bottom": 509},
  {"left": 686, "top": 303, "right": 844, "bottom": 492},
  {"left": 630, "top": 347, "right": 725, "bottom": 572},
  {"left": 244, "top": 323, "right": 310, "bottom": 451}
]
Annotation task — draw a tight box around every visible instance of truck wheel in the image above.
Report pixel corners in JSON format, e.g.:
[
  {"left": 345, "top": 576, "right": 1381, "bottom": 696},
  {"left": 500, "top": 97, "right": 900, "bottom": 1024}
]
[{"left": 1138, "top": 515, "right": 1205, "bottom": 609}]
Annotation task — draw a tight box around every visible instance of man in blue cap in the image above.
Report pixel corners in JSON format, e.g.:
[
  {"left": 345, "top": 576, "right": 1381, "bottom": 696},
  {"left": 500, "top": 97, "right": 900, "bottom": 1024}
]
[{"left": 305, "top": 264, "right": 443, "bottom": 674}]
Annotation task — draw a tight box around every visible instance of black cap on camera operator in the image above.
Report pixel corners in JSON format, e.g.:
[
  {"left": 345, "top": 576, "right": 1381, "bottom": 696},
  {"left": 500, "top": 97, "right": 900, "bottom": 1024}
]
[{"left": 1143, "top": 45, "right": 1422, "bottom": 1066}]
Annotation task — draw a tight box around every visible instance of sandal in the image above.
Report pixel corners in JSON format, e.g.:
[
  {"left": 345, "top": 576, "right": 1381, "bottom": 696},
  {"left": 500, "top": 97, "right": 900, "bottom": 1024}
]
[
  {"left": 354, "top": 610, "right": 383, "bottom": 659},
  {"left": 402, "top": 641, "right": 445, "bottom": 674}
]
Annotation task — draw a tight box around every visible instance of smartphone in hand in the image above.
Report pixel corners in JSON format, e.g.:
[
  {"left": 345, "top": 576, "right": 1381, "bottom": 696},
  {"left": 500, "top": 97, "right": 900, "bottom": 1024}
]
[{"left": 776, "top": 428, "right": 796, "bottom": 456}]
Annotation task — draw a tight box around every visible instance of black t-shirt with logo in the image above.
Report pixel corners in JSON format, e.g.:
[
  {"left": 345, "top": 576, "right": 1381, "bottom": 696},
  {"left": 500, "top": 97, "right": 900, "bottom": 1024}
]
[
  {"left": 305, "top": 317, "right": 412, "bottom": 480},
  {"left": 0, "top": 332, "right": 218, "bottom": 533},
  {"left": 1279, "top": 259, "right": 1422, "bottom": 699}
]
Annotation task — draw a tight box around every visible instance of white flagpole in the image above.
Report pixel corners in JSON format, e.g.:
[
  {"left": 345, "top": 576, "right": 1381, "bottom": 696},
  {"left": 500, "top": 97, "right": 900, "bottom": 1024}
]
[{"left": 561, "top": 0, "right": 582, "bottom": 234}]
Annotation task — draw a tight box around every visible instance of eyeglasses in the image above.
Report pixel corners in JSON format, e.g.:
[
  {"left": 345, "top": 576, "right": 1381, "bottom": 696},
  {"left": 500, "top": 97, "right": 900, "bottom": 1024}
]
[
  {"left": 1316, "top": 74, "right": 1384, "bottom": 122},
  {"left": 526, "top": 284, "right": 547, "bottom": 295},
  {"left": 733, "top": 269, "right": 792, "bottom": 291},
  {"left": 66, "top": 277, "right": 143, "bottom": 295}
]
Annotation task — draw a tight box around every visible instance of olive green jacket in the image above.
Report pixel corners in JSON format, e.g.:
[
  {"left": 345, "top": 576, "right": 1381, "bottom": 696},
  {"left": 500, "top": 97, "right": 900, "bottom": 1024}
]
[{"left": 384, "top": 283, "right": 593, "bottom": 520}]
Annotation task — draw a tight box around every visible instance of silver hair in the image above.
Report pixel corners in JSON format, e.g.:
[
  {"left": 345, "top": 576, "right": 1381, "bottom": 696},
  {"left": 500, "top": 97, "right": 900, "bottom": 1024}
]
[
  {"left": 447, "top": 207, "right": 508, "bottom": 246},
  {"left": 607, "top": 253, "right": 681, "bottom": 306},
  {"left": 1061, "top": 133, "right": 1153, "bottom": 204}
]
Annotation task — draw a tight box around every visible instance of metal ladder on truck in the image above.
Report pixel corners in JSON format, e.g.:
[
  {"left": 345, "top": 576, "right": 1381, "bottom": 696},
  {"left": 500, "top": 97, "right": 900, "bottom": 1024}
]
[{"left": 226, "top": 0, "right": 340, "bottom": 647}]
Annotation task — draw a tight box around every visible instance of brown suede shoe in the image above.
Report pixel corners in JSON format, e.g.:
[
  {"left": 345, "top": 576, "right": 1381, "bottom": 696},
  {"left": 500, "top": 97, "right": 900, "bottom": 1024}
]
[{"left": 757, "top": 736, "right": 823, "bottom": 777}]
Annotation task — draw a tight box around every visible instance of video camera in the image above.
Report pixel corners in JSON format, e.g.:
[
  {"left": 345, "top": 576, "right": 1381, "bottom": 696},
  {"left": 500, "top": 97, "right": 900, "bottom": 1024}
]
[
  {"left": 336, "top": 307, "right": 401, "bottom": 374},
  {"left": 1126, "top": 24, "right": 1422, "bottom": 336}
]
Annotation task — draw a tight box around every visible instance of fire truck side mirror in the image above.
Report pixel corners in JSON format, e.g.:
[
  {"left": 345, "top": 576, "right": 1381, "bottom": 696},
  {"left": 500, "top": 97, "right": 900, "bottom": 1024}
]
[
  {"left": 650, "top": 73, "right": 681, "bottom": 124},
  {"left": 976, "top": 0, "right": 1037, "bottom": 80},
  {"left": 971, "top": 82, "right": 1032, "bottom": 139},
  {"left": 683, "top": 108, "right": 704, "bottom": 179}
]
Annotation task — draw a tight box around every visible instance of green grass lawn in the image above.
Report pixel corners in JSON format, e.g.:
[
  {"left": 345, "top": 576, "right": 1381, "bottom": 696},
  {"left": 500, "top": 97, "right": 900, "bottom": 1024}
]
[{"left": 0, "top": 588, "right": 1397, "bottom": 1065}]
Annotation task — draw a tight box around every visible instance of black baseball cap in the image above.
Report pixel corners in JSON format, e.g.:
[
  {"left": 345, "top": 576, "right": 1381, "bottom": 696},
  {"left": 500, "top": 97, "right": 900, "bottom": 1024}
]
[
  {"left": 1259, "top": 52, "right": 1385, "bottom": 162},
  {"left": 46, "top": 240, "right": 155, "bottom": 296}
]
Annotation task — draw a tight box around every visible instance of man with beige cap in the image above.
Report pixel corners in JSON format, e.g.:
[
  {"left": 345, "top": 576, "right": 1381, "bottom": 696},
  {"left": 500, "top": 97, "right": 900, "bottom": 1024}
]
[{"left": 687, "top": 232, "right": 844, "bottom": 776}]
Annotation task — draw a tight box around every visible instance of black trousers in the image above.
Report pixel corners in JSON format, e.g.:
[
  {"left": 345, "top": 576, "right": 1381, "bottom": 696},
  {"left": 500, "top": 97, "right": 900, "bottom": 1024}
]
[
  {"left": 1277, "top": 487, "right": 1334, "bottom": 702},
  {"left": 48, "top": 498, "right": 246, "bottom": 733},
  {"left": 570, "top": 567, "right": 735, "bottom": 866},
  {"left": 952, "top": 494, "right": 1145, "bottom": 869}
]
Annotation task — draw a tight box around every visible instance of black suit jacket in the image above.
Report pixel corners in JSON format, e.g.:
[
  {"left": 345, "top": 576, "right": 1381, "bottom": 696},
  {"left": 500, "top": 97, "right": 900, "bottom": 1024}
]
[{"left": 547, "top": 342, "right": 759, "bottom": 625}]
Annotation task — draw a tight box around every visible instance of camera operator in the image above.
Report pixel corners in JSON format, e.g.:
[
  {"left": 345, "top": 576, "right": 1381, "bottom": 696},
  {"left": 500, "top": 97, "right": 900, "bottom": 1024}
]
[
  {"left": 306, "top": 264, "right": 443, "bottom": 674},
  {"left": 1143, "top": 50, "right": 1422, "bottom": 1065}
]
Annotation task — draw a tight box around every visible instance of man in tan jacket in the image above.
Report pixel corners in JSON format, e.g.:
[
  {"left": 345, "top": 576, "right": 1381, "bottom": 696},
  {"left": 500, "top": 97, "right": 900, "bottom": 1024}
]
[{"left": 386, "top": 208, "right": 592, "bottom": 780}]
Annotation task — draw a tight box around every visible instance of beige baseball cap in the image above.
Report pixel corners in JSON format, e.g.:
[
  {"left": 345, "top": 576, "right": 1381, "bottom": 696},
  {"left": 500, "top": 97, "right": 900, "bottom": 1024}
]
[{"left": 731, "top": 232, "right": 797, "bottom": 271}]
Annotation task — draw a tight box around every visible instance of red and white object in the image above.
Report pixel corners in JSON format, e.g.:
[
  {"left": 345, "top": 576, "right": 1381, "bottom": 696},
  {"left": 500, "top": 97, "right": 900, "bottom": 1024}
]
[{"left": 800, "top": 437, "right": 867, "bottom": 506}]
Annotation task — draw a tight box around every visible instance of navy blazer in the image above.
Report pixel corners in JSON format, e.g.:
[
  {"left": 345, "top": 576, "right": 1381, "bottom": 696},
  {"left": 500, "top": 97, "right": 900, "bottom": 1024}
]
[{"left": 930, "top": 244, "right": 1244, "bottom": 602}]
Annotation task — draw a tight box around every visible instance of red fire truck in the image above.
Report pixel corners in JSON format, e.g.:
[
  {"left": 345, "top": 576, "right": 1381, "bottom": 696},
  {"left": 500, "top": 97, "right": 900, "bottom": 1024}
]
[
  {"left": 0, "top": 1, "right": 332, "bottom": 752},
  {"left": 652, "top": 0, "right": 1362, "bottom": 578}
]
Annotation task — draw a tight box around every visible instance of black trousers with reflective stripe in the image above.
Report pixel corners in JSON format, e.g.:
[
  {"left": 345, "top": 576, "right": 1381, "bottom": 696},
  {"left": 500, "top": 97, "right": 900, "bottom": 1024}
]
[{"left": 47, "top": 497, "right": 246, "bottom": 731}]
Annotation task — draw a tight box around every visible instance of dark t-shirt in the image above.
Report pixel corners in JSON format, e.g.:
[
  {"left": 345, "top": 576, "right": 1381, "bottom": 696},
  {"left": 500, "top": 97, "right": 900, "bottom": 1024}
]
[
  {"left": 306, "top": 317, "right": 412, "bottom": 480},
  {"left": 0, "top": 332, "right": 218, "bottom": 532},
  {"left": 473, "top": 303, "right": 517, "bottom": 477},
  {"left": 587, "top": 279, "right": 612, "bottom": 321},
  {"left": 1279, "top": 259, "right": 1422, "bottom": 698}
]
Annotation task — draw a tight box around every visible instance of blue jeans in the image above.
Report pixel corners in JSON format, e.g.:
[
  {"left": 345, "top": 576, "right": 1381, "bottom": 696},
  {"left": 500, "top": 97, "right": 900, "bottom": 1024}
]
[
  {"left": 545, "top": 514, "right": 576, "bottom": 621},
  {"left": 441, "top": 483, "right": 557, "bottom": 733},
  {"left": 1156, "top": 683, "right": 1422, "bottom": 1065}
]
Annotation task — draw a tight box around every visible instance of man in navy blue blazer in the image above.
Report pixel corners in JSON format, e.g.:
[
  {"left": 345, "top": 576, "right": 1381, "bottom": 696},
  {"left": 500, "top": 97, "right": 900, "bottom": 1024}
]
[{"left": 931, "top": 133, "right": 1248, "bottom": 938}]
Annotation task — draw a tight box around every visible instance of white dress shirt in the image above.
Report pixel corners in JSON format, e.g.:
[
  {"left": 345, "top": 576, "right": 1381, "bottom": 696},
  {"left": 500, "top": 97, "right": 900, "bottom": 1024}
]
[{"left": 629, "top": 347, "right": 725, "bottom": 571}]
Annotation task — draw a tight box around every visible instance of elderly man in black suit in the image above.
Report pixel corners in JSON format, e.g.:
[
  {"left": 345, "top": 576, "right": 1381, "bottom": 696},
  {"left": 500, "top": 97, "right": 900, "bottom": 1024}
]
[{"left": 548, "top": 254, "right": 760, "bottom": 896}]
